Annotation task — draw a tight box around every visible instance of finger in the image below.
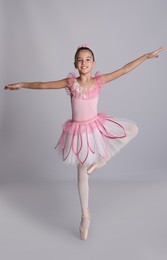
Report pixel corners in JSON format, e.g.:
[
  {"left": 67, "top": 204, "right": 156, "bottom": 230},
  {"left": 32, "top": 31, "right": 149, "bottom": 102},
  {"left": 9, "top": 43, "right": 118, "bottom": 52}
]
[
  {"left": 4, "top": 85, "right": 10, "bottom": 89},
  {"left": 159, "top": 46, "right": 165, "bottom": 51},
  {"left": 4, "top": 86, "right": 11, "bottom": 90},
  {"left": 155, "top": 47, "right": 165, "bottom": 54},
  {"left": 5, "top": 86, "right": 10, "bottom": 90}
]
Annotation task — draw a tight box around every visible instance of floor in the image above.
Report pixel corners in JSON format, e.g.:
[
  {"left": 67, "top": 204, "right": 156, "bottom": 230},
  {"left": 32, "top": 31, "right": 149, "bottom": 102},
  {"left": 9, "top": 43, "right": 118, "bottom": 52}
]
[{"left": 0, "top": 176, "right": 167, "bottom": 260}]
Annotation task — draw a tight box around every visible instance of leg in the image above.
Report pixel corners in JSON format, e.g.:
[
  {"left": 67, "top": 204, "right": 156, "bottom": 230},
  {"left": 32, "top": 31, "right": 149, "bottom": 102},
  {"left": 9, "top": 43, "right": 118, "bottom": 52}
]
[
  {"left": 87, "top": 156, "right": 110, "bottom": 175},
  {"left": 77, "top": 164, "right": 89, "bottom": 210},
  {"left": 77, "top": 164, "right": 91, "bottom": 240},
  {"left": 87, "top": 125, "right": 139, "bottom": 175}
]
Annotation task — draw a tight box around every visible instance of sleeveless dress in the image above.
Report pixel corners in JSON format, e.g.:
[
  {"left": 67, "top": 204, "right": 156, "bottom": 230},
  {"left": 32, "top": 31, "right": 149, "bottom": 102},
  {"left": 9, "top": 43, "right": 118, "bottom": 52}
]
[{"left": 56, "top": 72, "right": 138, "bottom": 166}]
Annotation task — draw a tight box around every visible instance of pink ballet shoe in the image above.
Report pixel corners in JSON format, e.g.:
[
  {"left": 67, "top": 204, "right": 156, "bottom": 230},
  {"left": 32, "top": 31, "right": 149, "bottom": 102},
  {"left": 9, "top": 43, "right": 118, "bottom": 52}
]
[
  {"left": 87, "top": 163, "right": 98, "bottom": 175},
  {"left": 79, "top": 208, "right": 91, "bottom": 240}
]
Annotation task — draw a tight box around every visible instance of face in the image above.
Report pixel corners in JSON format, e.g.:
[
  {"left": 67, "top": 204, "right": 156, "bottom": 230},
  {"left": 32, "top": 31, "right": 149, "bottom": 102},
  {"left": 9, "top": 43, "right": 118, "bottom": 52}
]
[{"left": 75, "top": 50, "right": 95, "bottom": 74}]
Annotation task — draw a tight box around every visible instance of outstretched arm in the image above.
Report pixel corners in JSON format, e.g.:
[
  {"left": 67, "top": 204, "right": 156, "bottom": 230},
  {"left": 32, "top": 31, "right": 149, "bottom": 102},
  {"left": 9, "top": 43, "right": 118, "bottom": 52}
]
[
  {"left": 4, "top": 78, "right": 68, "bottom": 90},
  {"left": 101, "top": 47, "right": 164, "bottom": 84}
]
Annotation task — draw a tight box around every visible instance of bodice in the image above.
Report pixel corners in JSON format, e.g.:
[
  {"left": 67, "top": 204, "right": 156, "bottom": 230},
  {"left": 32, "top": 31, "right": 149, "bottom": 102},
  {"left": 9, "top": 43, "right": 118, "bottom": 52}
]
[
  {"left": 67, "top": 72, "right": 103, "bottom": 122},
  {"left": 71, "top": 95, "right": 99, "bottom": 121}
]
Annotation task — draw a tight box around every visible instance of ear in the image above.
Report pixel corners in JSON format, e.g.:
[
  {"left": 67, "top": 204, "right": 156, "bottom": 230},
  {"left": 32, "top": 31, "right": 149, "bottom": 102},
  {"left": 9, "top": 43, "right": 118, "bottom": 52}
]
[
  {"left": 93, "top": 61, "right": 96, "bottom": 68},
  {"left": 74, "top": 62, "right": 77, "bottom": 69}
]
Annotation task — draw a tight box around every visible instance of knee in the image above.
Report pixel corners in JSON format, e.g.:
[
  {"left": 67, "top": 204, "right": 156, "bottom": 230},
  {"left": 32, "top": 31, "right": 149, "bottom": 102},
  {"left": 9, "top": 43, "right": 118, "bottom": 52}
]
[
  {"left": 77, "top": 164, "right": 87, "bottom": 171},
  {"left": 127, "top": 124, "right": 139, "bottom": 139},
  {"left": 133, "top": 125, "right": 139, "bottom": 138},
  {"left": 77, "top": 164, "right": 88, "bottom": 178}
]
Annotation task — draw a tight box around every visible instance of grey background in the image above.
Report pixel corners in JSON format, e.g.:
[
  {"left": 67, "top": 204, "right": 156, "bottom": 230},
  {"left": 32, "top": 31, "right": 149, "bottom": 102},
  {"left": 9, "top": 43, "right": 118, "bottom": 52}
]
[{"left": 0, "top": 0, "right": 167, "bottom": 259}]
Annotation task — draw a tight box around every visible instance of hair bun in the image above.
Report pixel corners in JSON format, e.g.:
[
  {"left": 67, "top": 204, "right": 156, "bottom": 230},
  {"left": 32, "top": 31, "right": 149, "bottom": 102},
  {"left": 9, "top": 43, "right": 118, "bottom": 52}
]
[{"left": 77, "top": 44, "right": 89, "bottom": 49}]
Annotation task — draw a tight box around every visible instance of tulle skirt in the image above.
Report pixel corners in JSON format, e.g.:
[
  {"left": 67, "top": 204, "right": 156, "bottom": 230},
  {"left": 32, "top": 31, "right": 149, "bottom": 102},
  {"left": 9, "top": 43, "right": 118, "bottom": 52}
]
[{"left": 56, "top": 113, "right": 138, "bottom": 166}]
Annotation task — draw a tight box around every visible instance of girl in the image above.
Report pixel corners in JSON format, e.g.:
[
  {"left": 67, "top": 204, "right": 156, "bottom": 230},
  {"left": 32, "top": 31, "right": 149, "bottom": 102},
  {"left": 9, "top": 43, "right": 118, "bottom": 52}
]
[{"left": 4, "top": 45, "right": 164, "bottom": 240}]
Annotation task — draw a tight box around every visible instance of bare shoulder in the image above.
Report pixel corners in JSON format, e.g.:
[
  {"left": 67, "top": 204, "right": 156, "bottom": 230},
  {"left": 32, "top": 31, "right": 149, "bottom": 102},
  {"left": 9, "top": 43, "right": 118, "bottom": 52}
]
[{"left": 100, "top": 68, "right": 126, "bottom": 84}]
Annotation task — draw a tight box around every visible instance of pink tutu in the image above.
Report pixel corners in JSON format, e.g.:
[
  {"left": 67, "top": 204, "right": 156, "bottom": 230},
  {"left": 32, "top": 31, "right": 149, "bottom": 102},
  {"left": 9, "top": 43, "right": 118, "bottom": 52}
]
[{"left": 55, "top": 72, "right": 138, "bottom": 166}]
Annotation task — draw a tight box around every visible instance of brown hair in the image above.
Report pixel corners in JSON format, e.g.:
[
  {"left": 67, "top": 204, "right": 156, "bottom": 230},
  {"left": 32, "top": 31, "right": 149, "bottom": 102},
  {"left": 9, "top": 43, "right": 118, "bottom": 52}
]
[{"left": 74, "top": 47, "right": 95, "bottom": 64}]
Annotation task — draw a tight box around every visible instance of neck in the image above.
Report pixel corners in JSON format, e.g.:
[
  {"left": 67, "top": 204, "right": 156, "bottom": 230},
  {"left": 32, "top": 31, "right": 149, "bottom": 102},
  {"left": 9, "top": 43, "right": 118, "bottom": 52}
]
[{"left": 79, "top": 73, "right": 92, "bottom": 82}]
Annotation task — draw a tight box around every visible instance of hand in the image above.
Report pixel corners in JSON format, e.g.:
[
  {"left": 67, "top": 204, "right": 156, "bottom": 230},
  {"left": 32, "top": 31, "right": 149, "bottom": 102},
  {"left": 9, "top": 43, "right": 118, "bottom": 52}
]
[
  {"left": 4, "top": 83, "right": 22, "bottom": 90},
  {"left": 147, "top": 47, "right": 165, "bottom": 59}
]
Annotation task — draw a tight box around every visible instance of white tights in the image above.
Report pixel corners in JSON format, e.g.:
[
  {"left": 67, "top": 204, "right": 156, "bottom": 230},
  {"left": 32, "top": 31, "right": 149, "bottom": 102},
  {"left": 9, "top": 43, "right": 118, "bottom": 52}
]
[
  {"left": 77, "top": 124, "right": 139, "bottom": 212},
  {"left": 77, "top": 164, "right": 89, "bottom": 211},
  {"left": 77, "top": 160, "right": 108, "bottom": 211}
]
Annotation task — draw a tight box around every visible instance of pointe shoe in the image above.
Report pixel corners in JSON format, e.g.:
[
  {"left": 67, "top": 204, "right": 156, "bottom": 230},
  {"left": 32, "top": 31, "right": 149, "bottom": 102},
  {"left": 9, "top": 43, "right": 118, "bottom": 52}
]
[
  {"left": 87, "top": 163, "right": 98, "bottom": 175},
  {"left": 79, "top": 208, "right": 91, "bottom": 240}
]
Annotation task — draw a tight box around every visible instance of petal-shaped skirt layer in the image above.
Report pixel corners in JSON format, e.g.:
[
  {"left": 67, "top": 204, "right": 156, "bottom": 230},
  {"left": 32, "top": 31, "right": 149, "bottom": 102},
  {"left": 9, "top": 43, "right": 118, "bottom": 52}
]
[{"left": 56, "top": 113, "right": 138, "bottom": 166}]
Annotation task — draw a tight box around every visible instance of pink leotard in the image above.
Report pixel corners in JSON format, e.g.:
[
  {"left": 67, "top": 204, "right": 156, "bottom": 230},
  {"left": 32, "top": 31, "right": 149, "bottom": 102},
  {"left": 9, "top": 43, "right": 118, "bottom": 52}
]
[{"left": 56, "top": 72, "right": 138, "bottom": 166}]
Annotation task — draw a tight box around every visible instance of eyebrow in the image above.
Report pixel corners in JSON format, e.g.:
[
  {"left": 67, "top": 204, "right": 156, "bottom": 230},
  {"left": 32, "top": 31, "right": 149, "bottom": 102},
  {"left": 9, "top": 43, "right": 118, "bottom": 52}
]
[{"left": 77, "top": 56, "right": 92, "bottom": 59}]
